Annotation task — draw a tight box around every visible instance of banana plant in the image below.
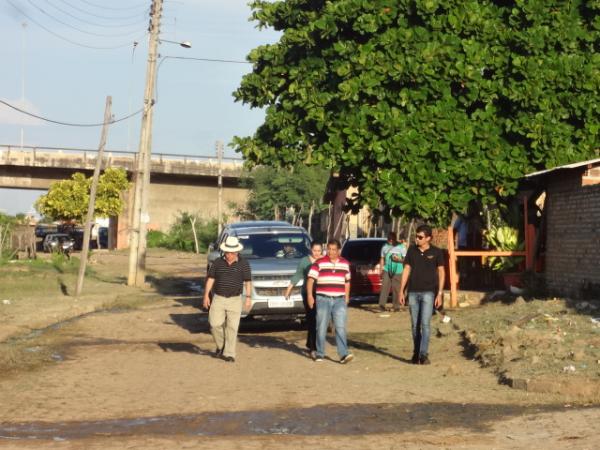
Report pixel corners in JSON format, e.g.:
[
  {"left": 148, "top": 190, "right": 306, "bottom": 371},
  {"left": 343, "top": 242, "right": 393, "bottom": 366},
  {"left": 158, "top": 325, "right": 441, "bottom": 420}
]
[{"left": 484, "top": 226, "right": 524, "bottom": 272}]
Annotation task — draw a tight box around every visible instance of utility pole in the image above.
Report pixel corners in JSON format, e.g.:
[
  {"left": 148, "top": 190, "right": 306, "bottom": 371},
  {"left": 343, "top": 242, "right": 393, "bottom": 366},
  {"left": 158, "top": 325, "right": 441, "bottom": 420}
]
[
  {"left": 128, "top": 0, "right": 162, "bottom": 287},
  {"left": 76, "top": 96, "right": 112, "bottom": 297},
  {"left": 216, "top": 140, "right": 224, "bottom": 236},
  {"left": 20, "top": 21, "right": 27, "bottom": 149}
]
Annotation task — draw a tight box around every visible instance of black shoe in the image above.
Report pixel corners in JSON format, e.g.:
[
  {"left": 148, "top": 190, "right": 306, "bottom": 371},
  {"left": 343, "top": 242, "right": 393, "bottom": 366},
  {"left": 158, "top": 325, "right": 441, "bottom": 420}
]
[
  {"left": 411, "top": 354, "right": 420, "bottom": 364},
  {"left": 419, "top": 354, "right": 431, "bottom": 365},
  {"left": 213, "top": 348, "right": 223, "bottom": 358},
  {"left": 221, "top": 355, "right": 235, "bottom": 362}
]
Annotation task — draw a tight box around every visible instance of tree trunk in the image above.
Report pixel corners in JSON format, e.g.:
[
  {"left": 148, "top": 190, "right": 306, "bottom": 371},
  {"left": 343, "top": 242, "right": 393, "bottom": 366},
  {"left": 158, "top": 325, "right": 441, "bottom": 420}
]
[
  {"left": 308, "top": 201, "right": 314, "bottom": 237},
  {"left": 407, "top": 219, "right": 415, "bottom": 242},
  {"left": 189, "top": 216, "right": 199, "bottom": 254},
  {"left": 326, "top": 202, "right": 332, "bottom": 240},
  {"left": 295, "top": 204, "right": 304, "bottom": 226}
]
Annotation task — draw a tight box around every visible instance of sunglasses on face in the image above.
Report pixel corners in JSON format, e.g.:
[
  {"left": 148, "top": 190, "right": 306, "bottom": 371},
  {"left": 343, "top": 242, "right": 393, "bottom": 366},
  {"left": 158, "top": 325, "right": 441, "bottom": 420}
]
[{"left": 415, "top": 234, "right": 427, "bottom": 240}]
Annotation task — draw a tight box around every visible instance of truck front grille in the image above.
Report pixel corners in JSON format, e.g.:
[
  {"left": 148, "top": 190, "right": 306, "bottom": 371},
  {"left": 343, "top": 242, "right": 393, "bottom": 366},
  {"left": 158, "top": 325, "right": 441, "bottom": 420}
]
[
  {"left": 255, "top": 286, "right": 301, "bottom": 297},
  {"left": 253, "top": 274, "right": 292, "bottom": 281}
]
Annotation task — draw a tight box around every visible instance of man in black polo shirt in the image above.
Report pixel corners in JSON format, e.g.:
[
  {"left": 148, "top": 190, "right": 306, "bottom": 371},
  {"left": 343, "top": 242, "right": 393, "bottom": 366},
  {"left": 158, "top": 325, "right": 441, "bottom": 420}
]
[
  {"left": 399, "top": 224, "right": 445, "bottom": 365},
  {"left": 203, "top": 236, "right": 252, "bottom": 362}
]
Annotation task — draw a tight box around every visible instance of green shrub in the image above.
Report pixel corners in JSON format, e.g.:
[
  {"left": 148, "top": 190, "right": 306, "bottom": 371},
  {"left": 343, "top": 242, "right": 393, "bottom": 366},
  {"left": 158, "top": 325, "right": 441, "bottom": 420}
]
[
  {"left": 147, "top": 213, "right": 219, "bottom": 253},
  {"left": 147, "top": 230, "right": 168, "bottom": 248}
]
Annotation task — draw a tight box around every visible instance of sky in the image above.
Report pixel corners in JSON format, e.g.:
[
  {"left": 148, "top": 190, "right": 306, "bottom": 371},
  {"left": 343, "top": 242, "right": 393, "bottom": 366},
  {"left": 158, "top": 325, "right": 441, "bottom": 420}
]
[{"left": 0, "top": 0, "right": 280, "bottom": 215}]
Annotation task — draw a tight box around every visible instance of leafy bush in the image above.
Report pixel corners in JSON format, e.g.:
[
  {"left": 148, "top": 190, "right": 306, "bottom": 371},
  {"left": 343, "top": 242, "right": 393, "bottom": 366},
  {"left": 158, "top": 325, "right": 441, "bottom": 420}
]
[
  {"left": 146, "top": 213, "right": 218, "bottom": 253},
  {"left": 147, "top": 230, "right": 168, "bottom": 248}
]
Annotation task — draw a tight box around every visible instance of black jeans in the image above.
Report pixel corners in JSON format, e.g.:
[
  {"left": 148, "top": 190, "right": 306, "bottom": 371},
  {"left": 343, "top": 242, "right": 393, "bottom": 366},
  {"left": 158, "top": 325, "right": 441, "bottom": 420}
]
[{"left": 303, "top": 293, "right": 317, "bottom": 351}]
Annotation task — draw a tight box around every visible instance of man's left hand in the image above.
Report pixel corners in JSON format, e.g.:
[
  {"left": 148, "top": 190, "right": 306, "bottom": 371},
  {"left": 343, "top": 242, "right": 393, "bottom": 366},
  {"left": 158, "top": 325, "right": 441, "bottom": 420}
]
[{"left": 435, "top": 293, "right": 442, "bottom": 308}]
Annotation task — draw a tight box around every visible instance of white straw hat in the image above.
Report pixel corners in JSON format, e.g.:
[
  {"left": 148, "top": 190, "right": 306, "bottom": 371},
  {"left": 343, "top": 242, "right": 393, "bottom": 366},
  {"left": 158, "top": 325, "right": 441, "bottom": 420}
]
[{"left": 220, "top": 236, "right": 244, "bottom": 253}]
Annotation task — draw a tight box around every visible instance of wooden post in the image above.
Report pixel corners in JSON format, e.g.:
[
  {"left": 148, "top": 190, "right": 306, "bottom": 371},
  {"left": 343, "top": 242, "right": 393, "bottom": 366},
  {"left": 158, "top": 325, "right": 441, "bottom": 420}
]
[
  {"left": 527, "top": 224, "right": 536, "bottom": 270},
  {"left": 523, "top": 196, "right": 533, "bottom": 270},
  {"left": 75, "top": 96, "right": 112, "bottom": 297},
  {"left": 448, "top": 225, "right": 458, "bottom": 308}
]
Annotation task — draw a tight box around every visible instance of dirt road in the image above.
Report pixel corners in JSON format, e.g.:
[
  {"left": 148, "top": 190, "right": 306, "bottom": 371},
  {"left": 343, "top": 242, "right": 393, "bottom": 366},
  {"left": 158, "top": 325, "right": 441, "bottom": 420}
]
[{"left": 0, "top": 252, "right": 599, "bottom": 449}]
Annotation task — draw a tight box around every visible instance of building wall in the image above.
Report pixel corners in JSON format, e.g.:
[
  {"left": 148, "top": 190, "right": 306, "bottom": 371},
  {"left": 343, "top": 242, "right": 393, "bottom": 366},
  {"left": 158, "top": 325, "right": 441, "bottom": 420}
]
[
  {"left": 115, "top": 178, "right": 248, "bottom": 249},
  {"left": 545, "top": 169, "right": 600, "bottom": 297}
]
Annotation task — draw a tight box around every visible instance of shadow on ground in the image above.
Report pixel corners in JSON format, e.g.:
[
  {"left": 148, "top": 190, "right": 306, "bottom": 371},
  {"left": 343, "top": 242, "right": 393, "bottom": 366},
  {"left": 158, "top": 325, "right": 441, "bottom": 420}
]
[{"left": 0, "top": 402, "right": 590, "bottom": 441}]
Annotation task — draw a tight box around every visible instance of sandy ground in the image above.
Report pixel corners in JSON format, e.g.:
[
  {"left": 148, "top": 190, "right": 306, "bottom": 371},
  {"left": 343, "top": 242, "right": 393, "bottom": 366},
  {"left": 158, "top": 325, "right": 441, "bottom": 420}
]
[{"left": 0, "top": 251, "right": 599, "bottom": 449}]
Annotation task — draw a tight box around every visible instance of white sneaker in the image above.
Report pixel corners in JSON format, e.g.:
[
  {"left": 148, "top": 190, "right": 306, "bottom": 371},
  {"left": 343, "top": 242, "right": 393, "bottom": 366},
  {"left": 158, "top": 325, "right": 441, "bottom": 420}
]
[{"left": 340, "top": 354, "right": 354, "bottom": 364}]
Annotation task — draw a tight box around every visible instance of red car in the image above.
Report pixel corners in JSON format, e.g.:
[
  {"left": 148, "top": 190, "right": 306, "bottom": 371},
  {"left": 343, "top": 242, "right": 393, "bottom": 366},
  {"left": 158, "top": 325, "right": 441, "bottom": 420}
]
[{"left": 341, "top": 238, "right": 387, "bottom": 301}]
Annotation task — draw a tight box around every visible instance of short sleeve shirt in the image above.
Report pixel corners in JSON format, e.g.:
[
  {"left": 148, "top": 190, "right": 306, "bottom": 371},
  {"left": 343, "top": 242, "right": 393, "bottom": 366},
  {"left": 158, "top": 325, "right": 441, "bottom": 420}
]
[
  {"left": 404, "top": 245, "right": 444, "bottom": 292},
  {"left": 207, "top": 256, "right": 252, "bottom": 297},
  {"left": 381, "top": 243, "right": 407, "bottom": 275},
  {"left": 307, "top": 256, "right": 351, "bottom": 297}
]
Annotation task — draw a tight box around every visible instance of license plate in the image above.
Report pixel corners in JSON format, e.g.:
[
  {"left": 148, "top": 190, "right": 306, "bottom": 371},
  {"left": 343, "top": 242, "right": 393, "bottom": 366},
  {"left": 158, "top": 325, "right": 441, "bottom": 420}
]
[{"left": 268, "top": 298, "right": 295, "bottom": 308}]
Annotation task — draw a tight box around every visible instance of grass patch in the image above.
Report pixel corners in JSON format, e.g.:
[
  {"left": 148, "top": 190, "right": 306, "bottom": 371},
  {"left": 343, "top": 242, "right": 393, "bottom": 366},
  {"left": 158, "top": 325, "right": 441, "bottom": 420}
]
[{"left": 101, "top": 293, "right": 162, "bottom": 311}]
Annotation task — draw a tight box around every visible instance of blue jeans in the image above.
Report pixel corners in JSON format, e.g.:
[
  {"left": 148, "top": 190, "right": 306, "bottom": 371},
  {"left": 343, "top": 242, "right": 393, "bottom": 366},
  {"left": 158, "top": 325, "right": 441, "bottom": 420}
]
[
  {"left": 408, "top": 291, "right": 435, "bottom": 356},
  {"left": 315, "top": 295, "right": 349, "bottom": 358}
]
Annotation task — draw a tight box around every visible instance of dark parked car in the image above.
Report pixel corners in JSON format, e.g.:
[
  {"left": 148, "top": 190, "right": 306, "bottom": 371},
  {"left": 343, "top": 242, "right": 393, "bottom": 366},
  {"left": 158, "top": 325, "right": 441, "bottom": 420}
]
[
  {"left": 42, "top": 233, "right": 75, "bottom": 255},
  {"left": 35, "top": 224, "right": 57, "bottom": 238},
  {"left": 341, "top": 238, "right": 387, "bottom": 301}
]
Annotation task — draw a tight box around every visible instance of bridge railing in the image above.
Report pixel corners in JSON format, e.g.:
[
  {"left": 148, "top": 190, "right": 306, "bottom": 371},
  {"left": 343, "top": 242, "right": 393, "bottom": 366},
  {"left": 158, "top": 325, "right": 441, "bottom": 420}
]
[{"left": 0, "top": 144, "right": 245, "bottom": 173}]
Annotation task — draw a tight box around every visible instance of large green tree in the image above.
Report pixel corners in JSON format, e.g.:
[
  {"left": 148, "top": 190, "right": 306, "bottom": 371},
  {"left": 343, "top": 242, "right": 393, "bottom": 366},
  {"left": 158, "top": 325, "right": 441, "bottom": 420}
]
[
  {"left": 234, "top": 0, "right": 600, "bottom": 225},
  {"left": 36, "top": 168, "right": 130, "bottom": 222}
]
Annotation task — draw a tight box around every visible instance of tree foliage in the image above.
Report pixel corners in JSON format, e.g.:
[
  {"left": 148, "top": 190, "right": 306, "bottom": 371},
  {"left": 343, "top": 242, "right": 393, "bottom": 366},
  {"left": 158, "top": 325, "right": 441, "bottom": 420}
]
[
  {"left": 35, "top": 168, "right": 130, "bottom": 222},
  {"left": 234, "top": 0, "right": 600, "bottom": 225},
  {"left": 239, "top": 164, "right": 330, "bottom": 222},
  {"left": 147, "top": 213, "right": 218, "bottom": 253}
]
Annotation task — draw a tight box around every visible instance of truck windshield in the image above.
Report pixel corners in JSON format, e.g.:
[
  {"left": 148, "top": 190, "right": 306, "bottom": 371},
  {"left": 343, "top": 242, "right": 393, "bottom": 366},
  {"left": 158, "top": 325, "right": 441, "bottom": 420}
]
[{"left": 236, "top": 233, "right": 311, "bottom": 259}]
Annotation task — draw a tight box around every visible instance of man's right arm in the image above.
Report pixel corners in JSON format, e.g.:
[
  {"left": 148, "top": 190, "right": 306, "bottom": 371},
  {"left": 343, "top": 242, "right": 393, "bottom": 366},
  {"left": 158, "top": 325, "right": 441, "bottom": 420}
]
[
  {"left": 203, "top": 277, "right": 215, "bottom": 309},
  {"left": 306, "top": 277, "right": 316, "bottom": 309},
  {"left": 398, "top": 265, "right": 411, "bottom": 306}
]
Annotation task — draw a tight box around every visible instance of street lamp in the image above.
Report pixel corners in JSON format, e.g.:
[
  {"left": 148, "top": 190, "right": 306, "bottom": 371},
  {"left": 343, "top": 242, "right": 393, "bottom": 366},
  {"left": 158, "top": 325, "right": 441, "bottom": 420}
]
[
  {"left": 159, "top": 39, "right": 192, "bottom": 49},
  {"left": 127, "top": 0, "right": 191, "bottom": 287}
]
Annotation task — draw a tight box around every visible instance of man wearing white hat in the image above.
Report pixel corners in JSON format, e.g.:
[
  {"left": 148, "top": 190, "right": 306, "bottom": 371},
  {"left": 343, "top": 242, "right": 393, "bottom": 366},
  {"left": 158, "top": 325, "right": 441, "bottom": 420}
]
[{"left": 203, "top": 236, "right": 252, "bottom": 362}]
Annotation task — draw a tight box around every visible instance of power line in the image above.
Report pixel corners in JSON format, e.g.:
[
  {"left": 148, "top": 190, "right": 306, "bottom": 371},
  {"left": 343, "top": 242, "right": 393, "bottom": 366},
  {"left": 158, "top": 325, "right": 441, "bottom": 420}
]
[
  {"left": 56, "top": 0, "right": 150, "bottom": 20},
  {"left": 6, "top": 0, "right": 146, "bottom": 49},
  {"left": 40, "top": 0, "right": 149, "bottom": 29},
  {"left": 154, "top": 55, "right": 252, "bottom": 104},
  {"left": 0, "top": 98, "right": 145, "bottom": 127},
  {"left": 27, "top": 0, "right": 145, "bottom": 38},
  {"left": 160, "top": 55, "right": 251, "bottom": 65},
  {"left": 79, "top": 0, "right": 149, "bottom": 11}
]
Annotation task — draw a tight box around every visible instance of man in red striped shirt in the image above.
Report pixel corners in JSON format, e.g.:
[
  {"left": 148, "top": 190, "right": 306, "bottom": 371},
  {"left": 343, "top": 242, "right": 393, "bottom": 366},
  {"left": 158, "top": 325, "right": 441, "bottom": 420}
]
[{"left": 306, "top": 239, "right": 354, "bottom": 364}]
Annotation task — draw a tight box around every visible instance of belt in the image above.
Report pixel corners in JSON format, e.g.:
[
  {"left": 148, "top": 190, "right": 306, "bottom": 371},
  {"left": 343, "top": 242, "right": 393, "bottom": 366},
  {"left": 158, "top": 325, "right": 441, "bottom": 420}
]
[
  {"left": 317, "top": 293, "right": 345, "bottom": 299},
  {"left": 214, "top": 293, "right": 242, "bottom": 298}
]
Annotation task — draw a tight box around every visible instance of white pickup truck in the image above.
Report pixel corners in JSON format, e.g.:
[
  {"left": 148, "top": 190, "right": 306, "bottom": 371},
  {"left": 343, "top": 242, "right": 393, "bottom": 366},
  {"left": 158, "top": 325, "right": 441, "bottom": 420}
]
[{"left": 207, "top": 221, "right": 313, "bottom": 320}]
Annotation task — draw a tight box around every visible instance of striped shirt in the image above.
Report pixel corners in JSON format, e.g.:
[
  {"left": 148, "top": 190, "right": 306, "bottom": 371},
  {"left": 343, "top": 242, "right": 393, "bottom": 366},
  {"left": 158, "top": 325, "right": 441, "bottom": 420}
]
[
  {"left": 308, "top": 255, "right": 351, "bottom": 297},
  {"left": 207, "top": 256, "right": 252, "bottom": 297}
]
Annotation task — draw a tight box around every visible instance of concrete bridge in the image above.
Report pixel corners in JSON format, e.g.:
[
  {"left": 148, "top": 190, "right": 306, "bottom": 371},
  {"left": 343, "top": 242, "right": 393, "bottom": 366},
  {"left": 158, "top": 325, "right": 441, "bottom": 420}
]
[{"left": 0, "top": 145, "right": 248, "bottom": 248}]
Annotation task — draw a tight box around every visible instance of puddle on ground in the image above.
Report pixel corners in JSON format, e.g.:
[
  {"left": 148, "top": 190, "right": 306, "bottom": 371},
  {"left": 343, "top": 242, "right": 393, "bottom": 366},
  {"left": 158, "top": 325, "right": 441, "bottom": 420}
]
[{"left": 0, "top": 402, "right": 593, "bottom": 441}]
